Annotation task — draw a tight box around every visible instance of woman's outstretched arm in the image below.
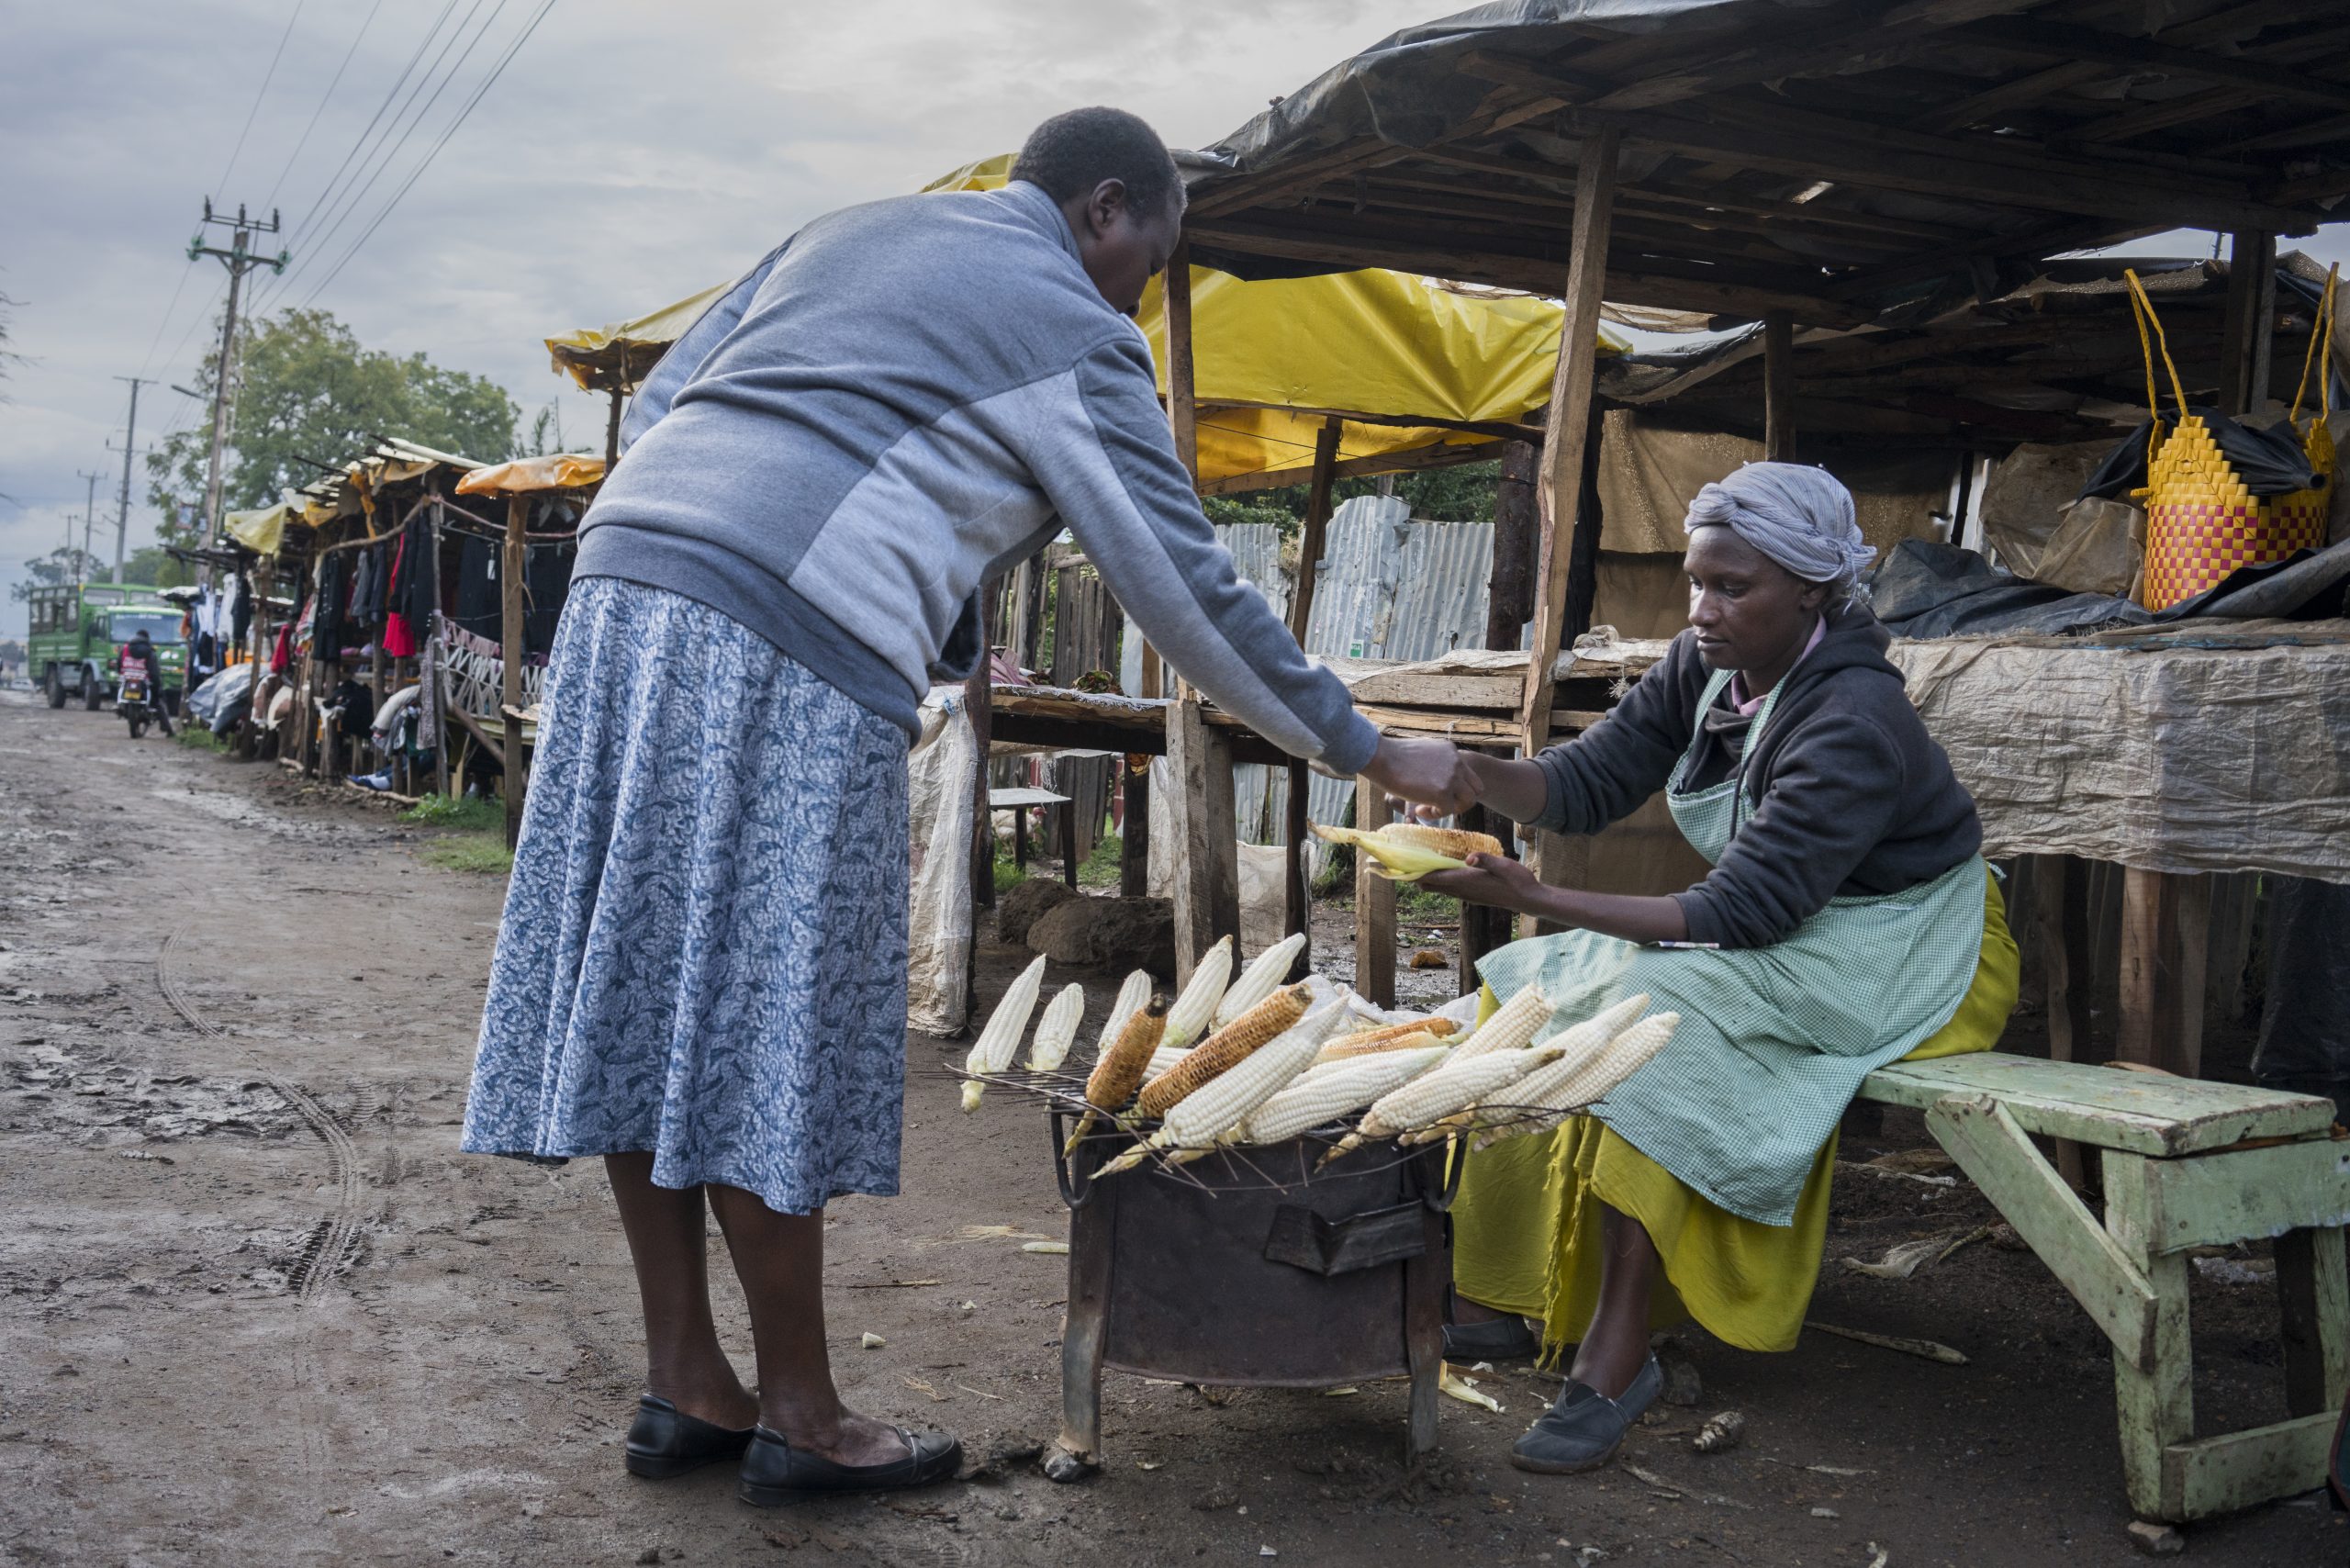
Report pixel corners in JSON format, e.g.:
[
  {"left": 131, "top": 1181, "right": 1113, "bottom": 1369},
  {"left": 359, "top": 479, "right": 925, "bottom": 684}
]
[{"left": 1416, "top": 852, "right": 1691, "bottom": 946}]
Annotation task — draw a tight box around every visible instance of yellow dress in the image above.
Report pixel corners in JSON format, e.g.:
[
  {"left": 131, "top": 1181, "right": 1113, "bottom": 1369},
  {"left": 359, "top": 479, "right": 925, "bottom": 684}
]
[{"left": 1449, "top": 867, "right": 2020, "bottom": 1355}]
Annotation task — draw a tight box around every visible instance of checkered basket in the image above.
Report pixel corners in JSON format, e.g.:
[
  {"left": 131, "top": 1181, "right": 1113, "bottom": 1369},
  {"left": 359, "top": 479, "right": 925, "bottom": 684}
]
[{"left": 2127, "top": 266, "right": 2336, "bottom": 611}]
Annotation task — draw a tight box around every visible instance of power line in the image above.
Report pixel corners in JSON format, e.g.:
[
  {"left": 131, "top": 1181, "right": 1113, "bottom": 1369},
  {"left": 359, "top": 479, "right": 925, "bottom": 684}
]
[
  {"left": 297, "top": 0, "right": 557, "bottom": 310},
  {"left": 262, "top": 0, "right": 388, "bottom": 215},
  {"left": 213, "top": 0, "right": 308, "bottom": 200},
  {"left": 279, "top": 0, "right": 461, "bottom": 252},
  {"left": 260, "top": 0, "right": 498, "bottom": 309}
]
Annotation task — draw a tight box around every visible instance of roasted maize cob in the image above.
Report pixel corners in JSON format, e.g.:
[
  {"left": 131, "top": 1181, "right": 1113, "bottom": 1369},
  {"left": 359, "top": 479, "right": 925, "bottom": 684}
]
[
  {"left": 1091, "top": 969, "right": 1155, "bottom": 1060},
  {"left": 962, "top": 954, "right": 1047, "bottom": 1112},
  {"left": 1238, "top": 1045, "right": 1450, "bottom": 1145},
  {"left": 1450, "top": 983, "right": 1557, "bottom": 1060},
  {"left": 1312, "top": 1016, "right": 1459, "bottom": 1064},
  {"left": 1309, "top": 821, "right": 1505, "bottom": 882},
  {"left": 1135, "top": 983, "right": 1311, "bottom": 1118},
  {"left": 1214, "top": 931, "right": 1307, "bottom": 1031},
  {"left": 1100, "top": 1004, "right": 1342, "bottom": 1172},
  {"left": 1318, "top": 1042, "right": 1566, "bottom": 1165},
  {"left": 1160, "top": 935, "right": 1234, "bottom": 1052},
  {"left": 1472, "top": 1013, "right": 1681, "bottom": 1150},
  {"left": 1064, "top": 999, "right": 1168, "bottom": 1153},
  {"left": 1024, "top": 982, "right": 1089, "bottom": 1072}
]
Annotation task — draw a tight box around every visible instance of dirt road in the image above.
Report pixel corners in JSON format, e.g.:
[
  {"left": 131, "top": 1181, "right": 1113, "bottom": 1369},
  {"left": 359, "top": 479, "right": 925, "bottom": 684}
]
[{"left": 0, "top": 689, "right": 2336, "bottom": 1566}]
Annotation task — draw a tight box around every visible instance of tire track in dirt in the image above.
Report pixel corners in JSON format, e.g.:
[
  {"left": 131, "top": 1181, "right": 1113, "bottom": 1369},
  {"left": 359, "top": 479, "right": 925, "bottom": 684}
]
[{"left": 158, "top": 923, "right": 369, "bottom": 1533}]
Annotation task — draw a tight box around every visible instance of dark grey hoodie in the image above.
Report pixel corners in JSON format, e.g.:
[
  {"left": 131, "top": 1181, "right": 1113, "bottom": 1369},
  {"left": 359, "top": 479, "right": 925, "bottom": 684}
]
[{"left": 1532, "top": 606, "right": 1981, "bottom": 949}]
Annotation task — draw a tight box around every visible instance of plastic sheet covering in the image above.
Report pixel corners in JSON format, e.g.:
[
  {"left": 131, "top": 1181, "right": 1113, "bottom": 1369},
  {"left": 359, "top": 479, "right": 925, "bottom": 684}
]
[
  {"left": 185, "top": 660, "right": 251, "bottom": 727},
  {"left": 223, "top": 501, "right": 297, "bottom": 556},
  {"left": 906, "top": 687, "right": 977, "bottom": 1034},
  {"left": 545, "top": 281, "right": 733, "bottom": 393},
  {"left": 454, "top": 454, "right": 606, "bottom": 497},
  {"left": 1886, "top": 627, "right": 2350, "bottom": 881}
]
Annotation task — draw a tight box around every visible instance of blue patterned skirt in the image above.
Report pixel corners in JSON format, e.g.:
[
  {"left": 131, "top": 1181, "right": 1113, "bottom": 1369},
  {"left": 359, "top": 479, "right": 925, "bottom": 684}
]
[{"left": 461, "top": 576, "right": 911, "bottom": 1215}]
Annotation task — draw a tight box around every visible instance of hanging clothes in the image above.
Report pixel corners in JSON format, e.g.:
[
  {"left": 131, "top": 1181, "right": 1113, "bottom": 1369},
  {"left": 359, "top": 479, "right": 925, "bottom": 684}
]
[
  {"left": 313, "top": 552, "right": 349, "bottom": 662},
  {"left": 231, "top": 573, "right": 253, "bottom": 645}
]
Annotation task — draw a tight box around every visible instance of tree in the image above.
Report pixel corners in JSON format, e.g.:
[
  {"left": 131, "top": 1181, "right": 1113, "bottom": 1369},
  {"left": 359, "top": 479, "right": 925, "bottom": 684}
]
[
  {"left": 120, "top": 545, "right": 190, "bottom": 590},
  {"left": 0, "top": 286, "right": 24, "bottom": 401},
  {"left": 147, "top": 307, "right": 520, "bottom": 522},
  {"left": 9, "top": 545, "right": 104, "bottom": 601}
]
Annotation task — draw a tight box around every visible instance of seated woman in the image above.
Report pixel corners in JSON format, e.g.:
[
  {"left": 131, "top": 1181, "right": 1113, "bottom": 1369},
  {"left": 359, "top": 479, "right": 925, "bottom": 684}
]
[{"left": 1416, "top": 463, "right": 2017, "bottom": 1476}]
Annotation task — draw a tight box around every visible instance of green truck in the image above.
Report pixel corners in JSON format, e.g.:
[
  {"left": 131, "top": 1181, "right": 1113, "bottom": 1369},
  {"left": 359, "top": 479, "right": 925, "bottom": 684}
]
[{"left": 25, "top": 584, "right": 187, "bottom": 711}]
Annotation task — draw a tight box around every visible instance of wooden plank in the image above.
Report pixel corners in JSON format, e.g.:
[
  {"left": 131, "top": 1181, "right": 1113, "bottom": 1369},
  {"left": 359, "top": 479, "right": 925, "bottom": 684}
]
[
  {"left": 1284, "top": 758, "right": 1311, "bottom": 969},
  {"left": 428, "top": 501, "right": 450, "bottom": 801},
  {"left": 1164, "top": 697, "right": 1239, "bottom": 983},
  {"left": 1861, "top": 1051, "right": 2335, "bottom": 1156},
  {"left": 2137, "top": 1136, "right": 2350, "bottom": 1256},
  {"left": 966, "top": 584, "right": 999, "bottom": 918},
  {"left": 2160, "top": 1413, "right": 2339, "bottom": 1523},
  {"left": 1922, "top": 1094, "right": 2157, "bottom": 1369},
  {"left": 2277, "top": 1226, "right": 2350, "bottom": 1418},
  {"left": 1952, "top": 17, "right": 2350, "bottom": 112},
  {"left": 1194, "top": 433, "right": 1505, "bottom": 498},
  {"left": 1353, "top": 781, "right": 1398, "bottom": 1010},
  {"left": 1164, "top": 243, "right": 1198, "bottom": 485},
  {"left": 1288, "top": 419, "right": 1342, "bottom": 645},
  {"left": 500, "top": 494, "right": 527, "bottom": 851},
  {"left": 1762, "top": 310, "right": 1796, "bottom": 461},
  {"left": 2031, "top": 855, "right": 2096, "bottom": 1190},
  {"left": 2117, "top": 869, "right": 2211, "bottom": 1078},
  {"left": 2101, "top": 1152, "right": 2196, "bottom": 1521},
  {"left": 1487, "top": 441, "right": 1539, "bottom": 647},
  {"left": 1519, "top": 122, "right": 1620, "bottom": 757},
  {"left": 1120, "top": 758, "right": 1149, "bottom": 900}
]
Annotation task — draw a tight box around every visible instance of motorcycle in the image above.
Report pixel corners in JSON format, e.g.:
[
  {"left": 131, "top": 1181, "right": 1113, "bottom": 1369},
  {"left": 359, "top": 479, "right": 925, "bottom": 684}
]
[{"left": 119, "top": 675, "right": 153, "bottom": 739}]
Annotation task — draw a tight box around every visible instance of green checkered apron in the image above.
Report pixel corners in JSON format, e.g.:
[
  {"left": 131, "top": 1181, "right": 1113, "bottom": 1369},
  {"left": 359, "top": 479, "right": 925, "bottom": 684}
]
[{"left": 1477, "top": 666, "right": 1986, "bottom": 1226}]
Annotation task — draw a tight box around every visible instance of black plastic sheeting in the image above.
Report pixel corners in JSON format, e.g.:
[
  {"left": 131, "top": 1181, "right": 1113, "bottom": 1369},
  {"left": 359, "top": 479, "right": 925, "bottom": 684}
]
[
  {"left": 2254, "top": 878, "right": 2350, "bottom": 1120},
  {"left": 2077, "top": 411, "right": 2326, "bottom": 501},
  {"left": 1870, "top": 536, "right": 2350, "bottom": 639}
]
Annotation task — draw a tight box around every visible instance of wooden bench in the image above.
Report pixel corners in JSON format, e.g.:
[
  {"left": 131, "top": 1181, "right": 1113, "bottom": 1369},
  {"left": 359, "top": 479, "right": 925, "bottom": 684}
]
[{"left": 1858, "top": 1051, "right": 2350, "bottom": 1524}]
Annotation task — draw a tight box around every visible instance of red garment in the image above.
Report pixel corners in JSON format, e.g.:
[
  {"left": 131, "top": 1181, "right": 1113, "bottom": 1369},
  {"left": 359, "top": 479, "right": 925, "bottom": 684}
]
[{"left": 271, "top": 621, "right": 295, "bottom": 675}]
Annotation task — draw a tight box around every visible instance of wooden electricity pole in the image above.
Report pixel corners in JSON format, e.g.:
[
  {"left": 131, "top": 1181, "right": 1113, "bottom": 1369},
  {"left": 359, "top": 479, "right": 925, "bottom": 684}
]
[{"left": 186, "top": 202, "right": 289, "bottom": 552}]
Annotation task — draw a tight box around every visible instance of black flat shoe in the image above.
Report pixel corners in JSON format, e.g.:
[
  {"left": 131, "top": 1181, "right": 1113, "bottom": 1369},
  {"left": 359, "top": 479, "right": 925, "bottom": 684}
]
[
  {"left": 1443, "top": 1313, "right": 1543, "bottom": 1364},
  {"left": 624, "top": 1394, "right": 757, "bottom": 1480},
  {"left": 1511, "top": 1355, "right": 1663, "bottom": 1475},
  {"left": 737, "top": 1425, "right": 962, "bottom": 1504}
]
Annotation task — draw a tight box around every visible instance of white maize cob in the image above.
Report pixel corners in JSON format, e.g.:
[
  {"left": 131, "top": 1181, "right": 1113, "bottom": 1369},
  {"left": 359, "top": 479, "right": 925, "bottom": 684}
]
[
  {"left": 1100, "top": 1003, "right": 1344, "bottom": 1172},
  {"left": 1159, "top": 935, "right": 1234, "bottom": 1052},
  {"left": 1419, "top": 1003, "right": 1643, "bottom": 1141},
  {"left": 1318, "top": 1042, "right": 1565, "bottom": 1165},
  {"left": 1214, "top": 931, "right": 1307, "bottom": 1031},
  {"left": 1144, "top": 1043, "right": 1189, "bottom": 1081},
  {"left": 1238, "top": 1045, "right": 1450, "bottom": 1145},
  {"left": 961, "top": 954, "right": 1047, "bottom": 1112},
  {"left": 1092, "top": 969, "right": 1155, "bottom": 1060},
  {"left": 1450, "top": 983, "right": 1556, "bottom": 1061},
  {"left": 1531, "top": 992, "right": 1651, "bottom": 1070},
  {"left": 1478, "top": 1013, "right": 1683, "bottom": 1150},
  {"left": 1024, "top": 982, "right": 1089, "bottom": 1072}
]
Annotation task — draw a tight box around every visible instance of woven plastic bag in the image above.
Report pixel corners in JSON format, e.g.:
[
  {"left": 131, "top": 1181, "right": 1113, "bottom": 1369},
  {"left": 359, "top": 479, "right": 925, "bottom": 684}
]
[
  {"left": 2127, "top": 266, "right": 2336, "bottom": 611},
  {"left": 2130, "top": 265, "right": 2335, "bottom": 609}
]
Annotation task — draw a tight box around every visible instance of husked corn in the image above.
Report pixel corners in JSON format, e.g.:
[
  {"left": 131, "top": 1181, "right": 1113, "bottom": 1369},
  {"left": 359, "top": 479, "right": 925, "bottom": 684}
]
[
  {"left": 1313, "top": 1016, "right": 1458, "bottom": 1064},
  {"left": 1100, "top": 1004, "right": 1342, "bottom": 1172},
  {"left": 1528, "top": 992, "right": 1651, "bottom": 1071},
  {"left": 1091, "top": 969, "right": 1155, "bottom": 1060},
  {"left": 1064, "top": 1000, "right": 1167, "bottom": 1153},
  {"left": 1024, "top": 983, "right": 1089, "bottom": 1072},
  {"left": 1318, "top": 1042, "right": 1565, "bottom": 1165},
  {"left": 1473, "top": 1013, "right": 1680, "bottom": 1150},
  {"left": 1144, "top": 1043, "right": 1188, "bottom": 1081},
  {"left": 962, "top": 954, "right": 1047, "bottom": 1112},
  {"left": 1135, "top": 984, "right": 1310, "bottom": 1118},
  {"left": 1451, "top": 983, "right": 1556, "bottom": 1061},
  {"left": 1160, "top": 935, "right": 1235, "bottom": 1051},
  {"left": 1214, "top": 932, "right": 1308, "bottom": 1031},
  {"left": 1238, "top": 1045, "right": 1450, "bottom": 1144}
]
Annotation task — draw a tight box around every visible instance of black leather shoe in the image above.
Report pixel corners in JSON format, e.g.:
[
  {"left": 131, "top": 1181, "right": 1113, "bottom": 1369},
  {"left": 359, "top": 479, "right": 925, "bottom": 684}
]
[
  {"left": 1511, "top": 1355, "right": 1663, "bottom": 1474},
  {"left": 1443, "top": 1313, "right": 1543, "bottom": 1364},
  {"left": 624, "top": 1394, "right": 756, "bottom": 1480},
  {"left": 737, "top": 1425, "right": 962, "bottom": 1504}
]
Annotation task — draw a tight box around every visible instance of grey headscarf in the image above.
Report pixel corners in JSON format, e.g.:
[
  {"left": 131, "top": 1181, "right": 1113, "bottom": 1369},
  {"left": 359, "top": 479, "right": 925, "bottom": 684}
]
[{"left": 1684, "top": 462, "right": 1875, "bottom": 603}]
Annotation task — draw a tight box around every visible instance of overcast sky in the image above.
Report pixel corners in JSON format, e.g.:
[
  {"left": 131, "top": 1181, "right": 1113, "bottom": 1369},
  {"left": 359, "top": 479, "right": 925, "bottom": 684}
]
[
  {"left": 6, "top": 2, "right": 2346, "bottom": 640},
  {"left": 0, "top": 0, "right": 1454, "bottom": 634}
]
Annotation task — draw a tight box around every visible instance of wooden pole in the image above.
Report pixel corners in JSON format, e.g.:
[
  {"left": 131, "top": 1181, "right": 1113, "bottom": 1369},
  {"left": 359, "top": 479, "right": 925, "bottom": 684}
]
[
  {"left": 1486, "top": 441, "right": 1539, "bottom": 649},
  {"left": 1164, "top": 241, "right": 1199, "bottom": 484},
  {"left": 1119, "top": 756, "right": 1150, "bottom": 899},
  {"left": 1353, "top": 781, "right": 1397, "bottom": 1010},
  {"left": 1287, "top": 418, "right": 1343, "bottom": 645},
  {"left": 966, "top": 578, "right": 1001, "bottom": 915},
  {"left": 1763, "top": 310, "right": 1796, "bottom": 461},
  {"left": 1165, "top": 696, "right": 1240, "bottom": 984},
  {"left": 430, "top": 499, "right": 451, "bottom": 801},
  {"left": 2117, "top": 868, "right": 2211, "bottom": 1078},
  {"left": 2220, "top": 232, "right": 2274, "bottom": 415},
  {"left": 604, "top": 387, "right": 624, "bottom": 468},
  {"left": 501, "top": 494, "right": 528, "bottom": 850},
  {"left": 1518, "top": 122, "right": 1621, "bottom": 757}
]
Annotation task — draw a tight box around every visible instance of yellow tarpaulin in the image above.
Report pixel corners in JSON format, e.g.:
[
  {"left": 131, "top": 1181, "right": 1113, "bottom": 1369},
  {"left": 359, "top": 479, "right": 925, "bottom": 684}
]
[
  {"left": 223, "top": 501, "right": 296, "bottom": 557},
  {"left": 455, "top": 454, "right": 607, "bottom": 496},
  {"left": 549, "top": 155, "right": 1622, "bottom": 487}
]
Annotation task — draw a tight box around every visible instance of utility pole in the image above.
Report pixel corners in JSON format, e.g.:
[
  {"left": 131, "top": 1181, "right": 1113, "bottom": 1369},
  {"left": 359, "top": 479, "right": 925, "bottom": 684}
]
[
  {"left": 109, "top": 376, "right": 151, "bottom": 583},
  {"left": 77, "top": 470, "right": 104, "bottom": 582},
  {"left": 186, "top": 200, "right": 288, "bottom": 554}
]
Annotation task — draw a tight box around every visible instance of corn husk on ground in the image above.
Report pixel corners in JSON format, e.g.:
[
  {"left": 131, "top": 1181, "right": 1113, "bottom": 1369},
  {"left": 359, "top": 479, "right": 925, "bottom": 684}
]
[
  {"left": 1213, "top": 932, "right": 1307, "bottom": 1030},
  {"left": 1160, "top": 935, "right": 1235, "bottom": 1051},
  {"left": 1319, "top": 1041, "right": 1568, "bottom": 1167},
  {"left": 1237, "top": 1044, "right": 1451, "bottom": 1145},
  {"left": 962, "top": 954, "right": 1048, "bottom": 1112},
  {"left": 1472, "top": 1012, "right": 1681, "bottom": 1150},
  {"left": 1024, "top": 982, "right": 1089, "bottom": 1072},
  {"left": 1063, "top": 999, "right": 1168, "bottom": 1153},
  {"left": 1309, "top": 822, "right": 1504, "bottom": 883},
  {"left": 1099, "top": 1002, "right": 1348, "bottom": 1174},
  {"left": 1313, "top": 1016, "right": 1458, "bottom": 1064}
]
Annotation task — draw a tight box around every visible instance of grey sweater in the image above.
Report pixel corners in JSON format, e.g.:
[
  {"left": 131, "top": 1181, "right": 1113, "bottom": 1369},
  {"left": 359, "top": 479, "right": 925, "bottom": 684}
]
[
  {"left": 572, "top": 180, "right": 1377, "bottom": 772},
  {"left": 1533, "top": 608, "right": 1981, "bottom": 948}
]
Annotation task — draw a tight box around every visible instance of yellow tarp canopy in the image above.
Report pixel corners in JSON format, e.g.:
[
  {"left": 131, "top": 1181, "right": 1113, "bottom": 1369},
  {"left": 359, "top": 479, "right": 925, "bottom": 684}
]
[
  {"left": 455, "top": 454, "right": 607, "bottom": 497},
  {"left": 549, "top": 155, "right": 1622, "bottom": 487},
  {"left": 224, "top": 501, "right": 295, "bottom": 557}
]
